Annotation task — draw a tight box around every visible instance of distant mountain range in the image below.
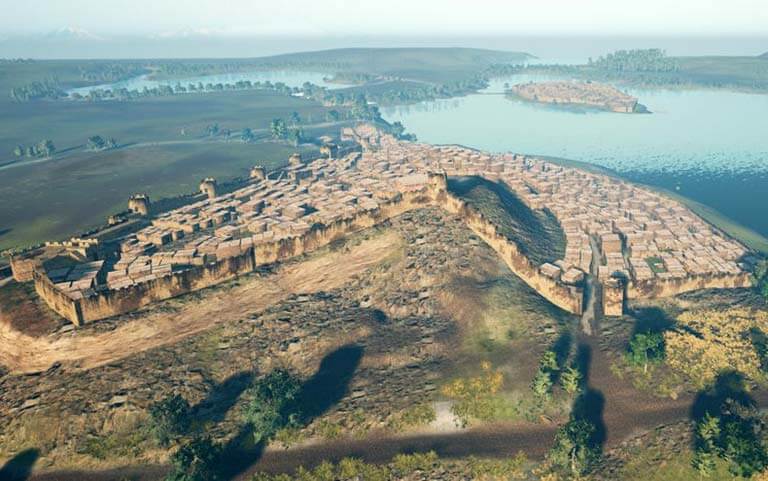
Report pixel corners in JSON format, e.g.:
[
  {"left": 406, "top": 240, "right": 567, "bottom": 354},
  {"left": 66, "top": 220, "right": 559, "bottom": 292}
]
[{"left": 761, "top": 52, "right": 768, "bottom": 59}]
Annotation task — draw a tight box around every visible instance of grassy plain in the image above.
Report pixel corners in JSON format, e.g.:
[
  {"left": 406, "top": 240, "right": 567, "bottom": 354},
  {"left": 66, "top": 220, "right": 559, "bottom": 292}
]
[
  {"left": 0, "top": 141, "right": 316, "bottom": 252},
  {"left": 0, "top": 90, "right": 333, "bottom": 159}
]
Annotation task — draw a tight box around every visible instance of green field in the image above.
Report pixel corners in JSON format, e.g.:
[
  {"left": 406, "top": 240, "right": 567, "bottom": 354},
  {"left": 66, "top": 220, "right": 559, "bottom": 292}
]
[
  {"left": 0, "top": 141, "right": 317, "bottom": 252},
  {"left": 0, "top": 90, "right": 334, "bottom": 161}
]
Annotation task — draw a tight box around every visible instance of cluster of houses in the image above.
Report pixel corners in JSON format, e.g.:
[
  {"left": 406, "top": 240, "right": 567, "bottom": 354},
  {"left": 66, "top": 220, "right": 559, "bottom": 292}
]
[
  {"left": 34, "top": 126, "right": 749, "bottom": 315},
  {"left": 510, "top": 81, "right": 641, "bottom": 113}
]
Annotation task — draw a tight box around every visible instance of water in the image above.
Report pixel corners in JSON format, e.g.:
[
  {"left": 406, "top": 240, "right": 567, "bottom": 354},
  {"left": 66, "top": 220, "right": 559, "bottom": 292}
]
[
  {"left": 67, "top": 70, "right": 343, "bottom": 96},
  {"left": 382, "top": 74, "right": 768, "bottom": 239}
]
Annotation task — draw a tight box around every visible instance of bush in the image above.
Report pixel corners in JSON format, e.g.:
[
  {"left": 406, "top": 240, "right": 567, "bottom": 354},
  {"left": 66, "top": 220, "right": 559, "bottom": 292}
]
[
  {"left": 441, "top": 361, "right": 503, "bottom": 427},
  {"left": 166, "top": 436, "right": 220, "bottom": 481},
  {"left": 149, "top": 394, "right": 191, "bottom": 447},
  {"left": 243, "top": 369, "right": 303, "bottom": 443}
]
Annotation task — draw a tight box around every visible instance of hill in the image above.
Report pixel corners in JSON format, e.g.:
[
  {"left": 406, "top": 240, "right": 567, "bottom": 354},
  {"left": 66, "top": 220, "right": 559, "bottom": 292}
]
[
  {"left": 761, "top": 52, "right": 768, "bottom": 59},
  {"left": 253, "top": 47, "right": 533, "bottom": 83}
]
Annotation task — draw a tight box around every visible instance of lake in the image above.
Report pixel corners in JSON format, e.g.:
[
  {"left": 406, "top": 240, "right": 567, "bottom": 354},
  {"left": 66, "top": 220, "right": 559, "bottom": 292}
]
[
  {"left": 68, "top": 70, "right": 344, "bottom": 97},
  {"left": 382, "top": 75, "right": 768, "bottom": 241}
]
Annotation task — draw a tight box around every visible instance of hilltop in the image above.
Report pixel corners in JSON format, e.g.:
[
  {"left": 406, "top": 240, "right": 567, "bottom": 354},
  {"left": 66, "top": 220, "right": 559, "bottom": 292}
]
[{"left": 251, "top": 47, "right": 533, "bottom": 83}]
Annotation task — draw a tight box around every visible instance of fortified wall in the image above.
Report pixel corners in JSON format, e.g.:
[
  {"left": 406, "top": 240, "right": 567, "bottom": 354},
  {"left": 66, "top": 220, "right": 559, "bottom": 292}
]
[
  {"left": 32, "top": 171, "right": 585, "bottom": 325},
  {"left": 28, "top": 126, "right": 753, "bottom": 326}
]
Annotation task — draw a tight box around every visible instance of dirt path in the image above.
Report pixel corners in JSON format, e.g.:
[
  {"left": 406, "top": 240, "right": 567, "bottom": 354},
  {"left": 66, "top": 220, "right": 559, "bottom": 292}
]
[{"left": 0, "top": 231, "right": 401, "bottom": 374}]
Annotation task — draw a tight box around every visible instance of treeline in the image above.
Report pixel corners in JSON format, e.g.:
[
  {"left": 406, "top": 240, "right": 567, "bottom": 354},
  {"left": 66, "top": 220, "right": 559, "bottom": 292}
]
[
  {"left": 10, "top": 79, "right": 66, "bottom": 101},
  {"left": 12, "top": 140, "right": 56, "bottom": 158},
  {"left": 588, "top": 49, "right": 680, "bottom": 73},
  {"left": 77, "top": 62, "right": 147, "bottom": 83},
  {"left": 324, "top": 71, "right": 378, "bottom": 85}
]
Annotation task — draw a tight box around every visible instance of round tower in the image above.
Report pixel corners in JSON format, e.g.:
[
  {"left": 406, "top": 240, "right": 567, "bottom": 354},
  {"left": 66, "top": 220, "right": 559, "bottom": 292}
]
[
  {"left": 200, "top": 177, "right": 218, "bottom": 200},
  {"left": 128, "top": 194, "right": 151, "bottom": 216},
  {"left": 288, "top": 152, "right": 302, "bottom": 166},
  {"left": 250, "top": 165, "right": 267, "bottom": 181}
]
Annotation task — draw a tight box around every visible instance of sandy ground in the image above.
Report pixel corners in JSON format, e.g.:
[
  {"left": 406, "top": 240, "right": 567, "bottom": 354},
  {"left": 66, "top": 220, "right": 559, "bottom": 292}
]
[{"left": 0, "top": 231, "right": 401, "bottom": 374}]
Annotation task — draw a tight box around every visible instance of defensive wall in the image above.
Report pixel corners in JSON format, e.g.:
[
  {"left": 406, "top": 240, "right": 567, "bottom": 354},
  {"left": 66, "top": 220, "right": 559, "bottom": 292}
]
[{"left": 32, "top": 173, "right": 588, "bottom": 325}]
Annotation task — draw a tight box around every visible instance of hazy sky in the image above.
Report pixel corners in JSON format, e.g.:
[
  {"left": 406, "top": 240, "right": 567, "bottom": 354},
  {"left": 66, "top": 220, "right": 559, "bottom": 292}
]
[{"left": 2, "top": 0, "right": 768, "bottom": 36}]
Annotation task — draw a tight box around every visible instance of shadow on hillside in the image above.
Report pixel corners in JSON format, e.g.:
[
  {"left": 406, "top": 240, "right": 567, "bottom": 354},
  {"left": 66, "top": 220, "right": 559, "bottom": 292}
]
[
  {"left": 0, "top": 227, "right": 11, "bottom": 239},
  {"left": 0, "top": 448, "right": 39, "bottom": 481},
  {"left": 629, "top": 306, "right": 676, "bottom": 337},
  {"left": 550, "top": 331, "right": 573, "bottom": 384},
  {"left": 216, "top": 344, "right": 364, "bottom": 480},
  {"left": 193, "top": 371, "right": 255, "bottom": 425},
  {"left": 572, "top": 343, "right": 606, "bottom": 453},
  {"left": 689, "top": 370, "right": 755, "bottom": 422}
]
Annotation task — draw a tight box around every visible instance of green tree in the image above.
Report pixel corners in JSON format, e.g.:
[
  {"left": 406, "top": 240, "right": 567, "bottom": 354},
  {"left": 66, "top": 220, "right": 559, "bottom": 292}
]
[
  {"left": 241, "top": 127, "right": 255, "bottom": 143},
  {"left": 548, "top": 418, "right": 599, "bottom": 477},
  {"left": 693, "top": 413, "right": 721, "bottom": 477},
  {"left": 288, "top": 128, "right": 303, "bottom": 147},
  {"left": 87, "top": 135, "right": 105, "bottom": 151},
  {"left": 38, "top": 139, "right": 55, "bottom": 157},
  {"left": 560, "top": 366, "right": 582, "bottom": 396},
  {"left": 755, "top": 260, "right": 768, "bottom": 301},
  {"left": 289, "top": 111, "right": 301, "bottom": 126},
  {"left": 149, "top": 394, "right": 192, "bottom": 447},
  {"left": 270, "top": 118, "right": 288, "bottom": 140},
  {"left": 243, "top": 369, "right": 302, "bottom": 443},
  {"left": 540, "top": 351, "right": 559, "bottom": 372},
  {"left": 531, "top": 369, "right": 553, "bottom": 399},
  {"left": 165, "top": 436, "right": 219, "bottom": 481},
  {"left": 628, "top": 331, "right": 665, "bottom": 374},
  {"left": 13, "top": 145, "right": 24, "bottom": 157}
]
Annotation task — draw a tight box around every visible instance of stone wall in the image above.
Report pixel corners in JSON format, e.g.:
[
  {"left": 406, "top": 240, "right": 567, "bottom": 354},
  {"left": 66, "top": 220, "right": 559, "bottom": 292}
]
[
  {"left": 602, "top": 279, "right": 625, "bottom": 317},
  {"left": 33, "top": 270, "right": 83, "bottom": 324},
  {"left": 33, "top": 187, "right": 440, "bottom": 325},
  {"left": 627, "top": 271, "right": 752, "bottom": 300},
  {"left": 438, "top": 190, "right": 584, "bottom": 315}
]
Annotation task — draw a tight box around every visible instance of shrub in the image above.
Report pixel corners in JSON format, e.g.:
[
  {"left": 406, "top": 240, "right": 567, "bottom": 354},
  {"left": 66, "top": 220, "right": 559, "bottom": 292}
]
[
  {"left": 149, "top": 394, "right": 191, "bottom": 447},
  {"left": 165, "top": 436, "right": 220, "bottom": 481},
  {"left": 441, "top": 361, "right": 504, "bottom": 427}
]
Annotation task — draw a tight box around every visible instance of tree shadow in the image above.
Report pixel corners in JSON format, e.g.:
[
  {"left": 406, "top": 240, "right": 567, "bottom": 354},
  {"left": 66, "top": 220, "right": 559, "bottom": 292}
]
[
  {"left": 298, "top": 344, "right": 364, "bottom": 422},
  {"left": 193, "top": 371, "right": 255, "bottom": 425},
  {"left": 0, "top": 227, "right": 11, "bottom": 239},
  {"left": 572, "top": 344, "right": 606, "bottom": 453},
  {"left": 550, "top": 331, "right": 572, "bottom": 384},
  {"left": 629, "top": 306, "right": 675, "bottom": 338},
  {"left": 0, "top": 448, "right": 39, "bottom": 481},
  {"left": 689, "top": 370, "right": 755, "bottom": 422},
  {"left": 216, "top": 344, "right": 364, "bottom": 480}
]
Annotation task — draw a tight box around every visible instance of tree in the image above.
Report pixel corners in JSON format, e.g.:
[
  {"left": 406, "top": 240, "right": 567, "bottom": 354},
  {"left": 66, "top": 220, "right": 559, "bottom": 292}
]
[
  {"left": 87, "top": 136, "right": 105, "bottom": 151},
  {"left": 288, "top": 128, "right": 303, "bottom": 147},
  {"left": 560, "top": 366, "right": 582, "bottom": 396},
  {"left": 243, "top": 369, "right": 302, "bottom": 443},
  {"left": 38, "top": 139, "right": 55, "bottom": 157},
  {"left": 755, "top": 260, "right": 768, "bottom": 301},
  {"left": 548, "top": 418, "right": 599, "bottom": 477},
  {"left": 270, "top": 118, "right": 288, "bottom": 140},
  {"left": 165, "top": 436, "right": 219, "bottom": 481},
  {"left": 540, "top": 351, "right": 559, "bottom": 372},
  {"left": 13, "top": 145, "right": 24, "bottom": 157},
  {"left": 628, "top": 331, "right": 665, "bottom": 374},
  {"left": 149, "top": 394, "right": 192, "bottom": 447},
  {"left": 289, "top": 111, "right": 301, "bottom": 126},
  {"left": 241, "top": 128, "right": 254, "bottom": 143},
  {"left": 693, "top": 413, "right": 721, "bottom": 477},
  {"left": 531, "top": 369, "right": 553, "bottom": 399}
]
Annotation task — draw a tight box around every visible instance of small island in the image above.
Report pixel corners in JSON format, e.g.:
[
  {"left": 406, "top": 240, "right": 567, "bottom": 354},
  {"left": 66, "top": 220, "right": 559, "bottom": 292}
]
[{"left": 508, "top": 80, "right": 650, "bottom": 113}]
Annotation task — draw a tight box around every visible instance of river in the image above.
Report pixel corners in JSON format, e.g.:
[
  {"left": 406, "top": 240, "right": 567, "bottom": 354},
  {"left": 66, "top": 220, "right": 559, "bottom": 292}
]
[{"left": 382, "top": 74, "right": 768, "bottom": 242}]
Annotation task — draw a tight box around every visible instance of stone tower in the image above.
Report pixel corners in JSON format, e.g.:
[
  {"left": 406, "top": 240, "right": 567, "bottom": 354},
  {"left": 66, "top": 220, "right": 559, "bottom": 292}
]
[
  {"left": 288, "top": 152, "right": 302, "bottom": 167},
  {"left": 200, "top": 177, "right": 218, "bottom": 200},
  {"left": 250, "top": 165, "right": 267, "bottom": 181},
  {"left": 128, "top": 194, "right": 151, "bottom": 216},
  {"left": 320, "top": 143, "right": 337, "bottom": 159}
]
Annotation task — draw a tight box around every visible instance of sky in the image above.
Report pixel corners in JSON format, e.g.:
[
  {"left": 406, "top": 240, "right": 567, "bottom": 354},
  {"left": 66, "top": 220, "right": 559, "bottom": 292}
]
[{"left": 1, "top": 0, "right": 768, "bottom": 37}]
